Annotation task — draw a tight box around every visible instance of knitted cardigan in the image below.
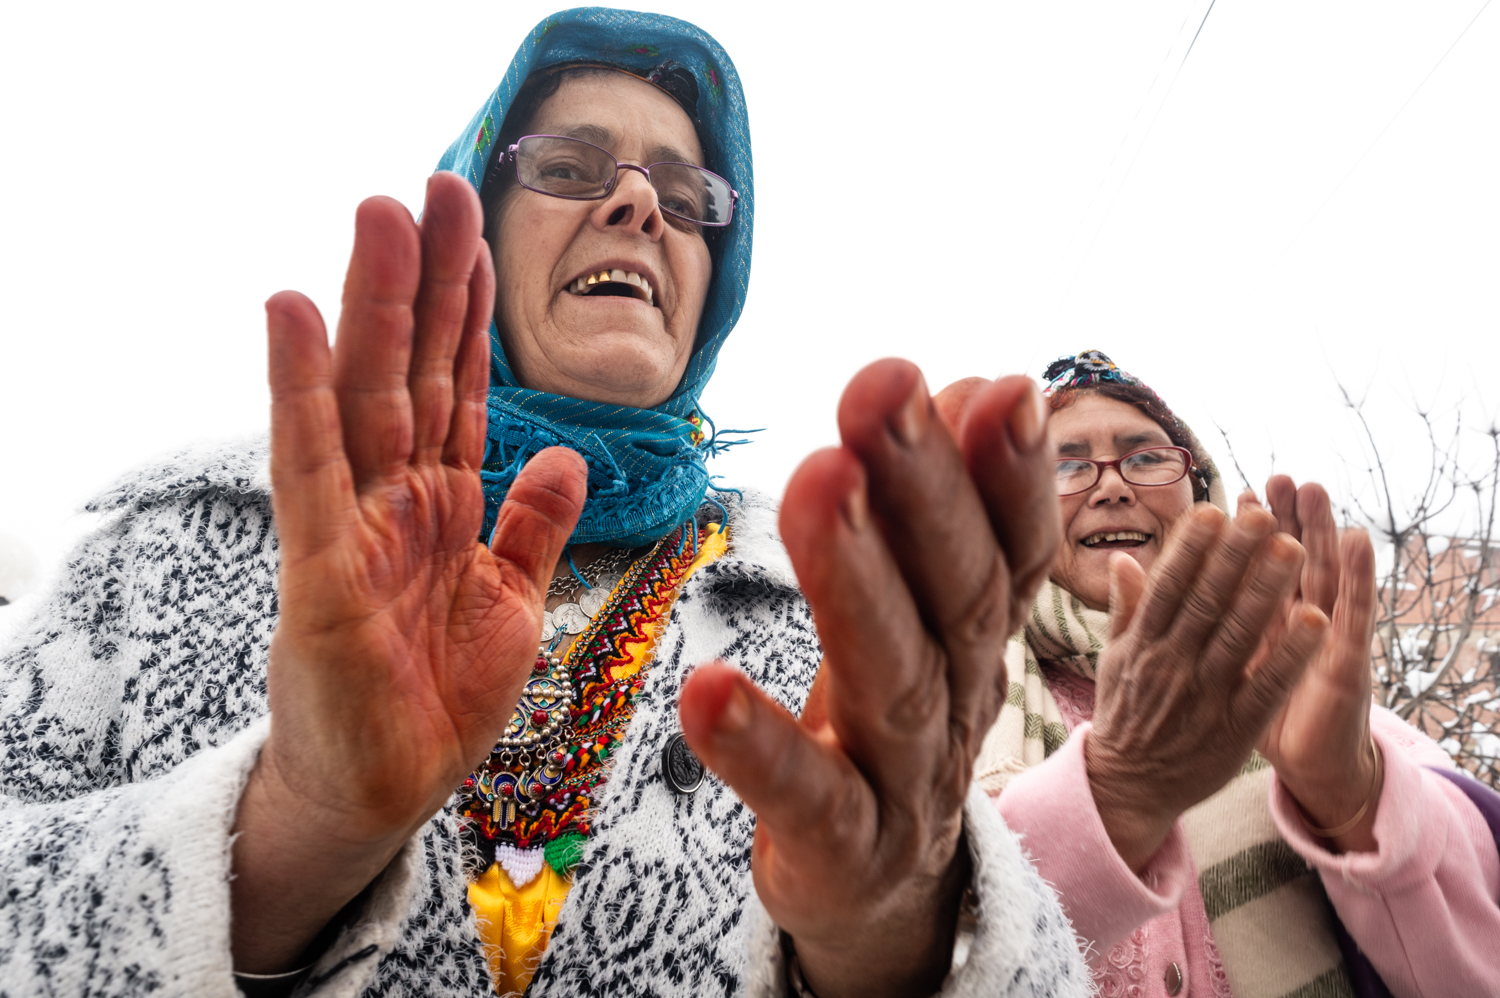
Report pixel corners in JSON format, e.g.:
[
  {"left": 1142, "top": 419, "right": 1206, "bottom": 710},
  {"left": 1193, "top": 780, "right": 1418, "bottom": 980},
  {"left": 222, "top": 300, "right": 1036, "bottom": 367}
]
[{"left": 0, "top": 437, "right": 1091, "bottom": 998}]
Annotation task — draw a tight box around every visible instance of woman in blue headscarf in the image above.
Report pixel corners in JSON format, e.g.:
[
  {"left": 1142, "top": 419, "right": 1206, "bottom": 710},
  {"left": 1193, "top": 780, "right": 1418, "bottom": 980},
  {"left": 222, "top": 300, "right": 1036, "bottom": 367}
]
[{"left": 0, "top": 9, "right": 1093, "bottom": 998}]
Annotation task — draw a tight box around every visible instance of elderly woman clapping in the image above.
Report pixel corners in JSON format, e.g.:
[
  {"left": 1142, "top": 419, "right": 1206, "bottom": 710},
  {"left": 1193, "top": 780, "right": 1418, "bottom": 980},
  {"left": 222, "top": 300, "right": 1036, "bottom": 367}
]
[
  {"left": 0, "top": 11, "right": 1097, "bottom": 998},
  {"left": 970, "top": 352, "right": 1500, "bottom": 998}
]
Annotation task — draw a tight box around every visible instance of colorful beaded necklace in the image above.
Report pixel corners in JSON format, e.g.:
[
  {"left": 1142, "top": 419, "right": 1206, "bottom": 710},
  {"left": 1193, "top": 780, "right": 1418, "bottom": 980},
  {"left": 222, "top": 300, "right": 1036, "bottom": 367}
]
[{"left": 457, "top": 518, "right": 720, "bottom": 877}]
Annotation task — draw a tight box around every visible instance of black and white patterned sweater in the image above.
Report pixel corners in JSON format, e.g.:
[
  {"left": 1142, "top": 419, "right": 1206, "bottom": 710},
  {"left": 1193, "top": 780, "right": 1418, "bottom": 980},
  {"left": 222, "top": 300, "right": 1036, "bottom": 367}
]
[{"left": 0, "top": 437, "right": 1091, "bottom": 998}]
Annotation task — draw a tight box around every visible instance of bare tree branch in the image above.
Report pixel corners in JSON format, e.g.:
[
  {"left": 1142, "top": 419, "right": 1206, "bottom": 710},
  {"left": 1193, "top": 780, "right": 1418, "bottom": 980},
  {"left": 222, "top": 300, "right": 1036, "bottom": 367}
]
[
  {"left": 1214, "top": 422, "right": 1257, "bottom": 498},
  {"left": 1338, "top": 381, "right": 1499, "bottom": 786}
]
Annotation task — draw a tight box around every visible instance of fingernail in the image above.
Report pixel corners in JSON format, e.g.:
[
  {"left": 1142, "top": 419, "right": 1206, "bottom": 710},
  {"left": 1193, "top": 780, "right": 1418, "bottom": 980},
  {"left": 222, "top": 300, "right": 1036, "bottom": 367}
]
[
  {"left": 1007, "top": 380, "right": 1048, "bottom": 452},
  {"left": 842, "top": 479, "right": 869, "bottom": 532},
  {"left": 716, "top": 682, "right": 752, "bottom": 736},
  {"left": 891, "top": 375, "right": 930, "bottom": 447}
]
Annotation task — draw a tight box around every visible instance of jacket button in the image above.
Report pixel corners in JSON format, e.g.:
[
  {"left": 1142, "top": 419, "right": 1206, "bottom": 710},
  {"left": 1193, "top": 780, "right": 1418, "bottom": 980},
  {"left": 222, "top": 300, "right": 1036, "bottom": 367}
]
[
  {"left": 661, "top": 733, "right": 705, "bottom": 794},
  {"left": 1164, "top": 961, "right": 1183, "bottom": 996}
]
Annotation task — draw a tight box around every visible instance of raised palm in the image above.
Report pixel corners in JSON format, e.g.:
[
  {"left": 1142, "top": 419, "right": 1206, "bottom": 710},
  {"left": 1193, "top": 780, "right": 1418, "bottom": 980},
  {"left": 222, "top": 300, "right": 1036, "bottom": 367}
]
[
  {"left": 1251, "top": 479, "right": 1379, "bottom": 825},
  {"left": 262, "top": 174, "right": 586, "bottom": 843}
]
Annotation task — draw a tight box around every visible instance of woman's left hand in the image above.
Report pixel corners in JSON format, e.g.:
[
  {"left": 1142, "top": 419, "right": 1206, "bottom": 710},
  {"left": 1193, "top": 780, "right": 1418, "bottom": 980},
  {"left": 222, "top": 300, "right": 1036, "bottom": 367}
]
[
  {"left": 680, "top": 362, "right": 1060, "bottom": 998},
  {"left": 1249, "top": 477, "right": 1383, "bottom": 851}
]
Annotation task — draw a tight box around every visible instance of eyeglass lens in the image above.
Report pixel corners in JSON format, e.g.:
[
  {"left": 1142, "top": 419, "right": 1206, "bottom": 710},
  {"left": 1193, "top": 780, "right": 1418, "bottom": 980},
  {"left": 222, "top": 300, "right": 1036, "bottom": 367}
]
[
  {"left": 1055, "top": 447, "right": 1189, "bottom": 495},
  {"left": 514, "top": 135, "right": 733, "bottom": 226}
]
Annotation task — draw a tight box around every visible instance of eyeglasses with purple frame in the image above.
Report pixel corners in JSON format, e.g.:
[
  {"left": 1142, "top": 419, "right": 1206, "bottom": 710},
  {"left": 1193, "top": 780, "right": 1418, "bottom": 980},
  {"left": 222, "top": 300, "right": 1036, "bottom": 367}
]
[{"left": 493, "top": 133, "right": 738, "bottom": 228}]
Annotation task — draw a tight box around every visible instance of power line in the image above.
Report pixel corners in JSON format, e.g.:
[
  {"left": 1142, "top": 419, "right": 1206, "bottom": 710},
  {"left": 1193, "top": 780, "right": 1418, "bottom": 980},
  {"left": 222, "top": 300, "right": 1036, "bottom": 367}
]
[
  {"left": 1213, "top": 0, "right": 1494, "bottom": 333},
  {"left": 1056, "top": 0, "right": 1221, "bottom": 303},
  {"left": 1183, "top": 0, "right": 1219, "bottom": 62},
  {"left": 1051, "top": 2, "right": 1201, "bottom": 271}
]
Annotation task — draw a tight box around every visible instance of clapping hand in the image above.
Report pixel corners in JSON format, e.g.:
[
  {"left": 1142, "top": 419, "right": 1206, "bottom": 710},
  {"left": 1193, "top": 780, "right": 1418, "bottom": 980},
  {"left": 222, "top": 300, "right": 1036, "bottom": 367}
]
[
  {"left": 680, "top": 364, "right": 1061, "bottom": 998},
  {"left": 233, "top": 174, "right": 587, "bottom": 971},
  {"left": 1249, "top": 478, "right": 1381, "bottom": 851},
  {"left": 1084, "top": 502, "right": 1331, "bottom": 871}
]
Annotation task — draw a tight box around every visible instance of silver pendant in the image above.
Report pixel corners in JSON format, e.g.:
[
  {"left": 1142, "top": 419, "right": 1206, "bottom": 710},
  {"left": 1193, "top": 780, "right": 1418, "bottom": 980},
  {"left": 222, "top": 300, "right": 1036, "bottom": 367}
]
[
  {"left": 552, "top": 602, "right": 590, "bottom": 634},
  {"left": 578, "top": 573, "right": 622, "bottom": 617},
  {"left": 541, "top": 611, "right": 557, "bottom": 642}
]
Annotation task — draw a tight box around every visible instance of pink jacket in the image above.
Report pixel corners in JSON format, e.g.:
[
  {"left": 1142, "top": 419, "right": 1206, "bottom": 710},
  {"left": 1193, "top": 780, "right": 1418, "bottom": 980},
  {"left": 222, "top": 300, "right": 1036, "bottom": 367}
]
[{"left": 996, "top": 703, "right": 1500, "bottom": 998}]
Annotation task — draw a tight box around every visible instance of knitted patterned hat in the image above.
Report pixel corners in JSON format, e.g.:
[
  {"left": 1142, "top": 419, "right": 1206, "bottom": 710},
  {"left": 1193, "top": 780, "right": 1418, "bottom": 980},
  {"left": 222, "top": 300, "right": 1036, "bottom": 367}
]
[
  {"left": 1042, "top": 349, "right": 1135, "bottom": 391},
  {"left": 1043, "top": 350, "right": 1228, "bottom": 511}
]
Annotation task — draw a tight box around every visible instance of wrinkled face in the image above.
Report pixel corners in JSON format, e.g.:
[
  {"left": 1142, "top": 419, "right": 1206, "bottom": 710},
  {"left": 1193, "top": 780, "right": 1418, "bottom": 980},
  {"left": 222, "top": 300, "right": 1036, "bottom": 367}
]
[
  {"left": 491, "top": 73, "right": 713, "bottom": 408},
  {"left": 1048, "top": 394, "right": 1197, "bottom": 611}
]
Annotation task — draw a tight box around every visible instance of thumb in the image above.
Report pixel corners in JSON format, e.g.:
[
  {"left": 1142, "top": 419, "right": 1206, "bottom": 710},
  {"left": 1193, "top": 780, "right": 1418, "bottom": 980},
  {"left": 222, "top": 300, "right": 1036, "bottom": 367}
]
[
  {"left": 680, "top": 663, "right": 870, "bottom": 879},
  {"left": 1108, "top": 552, "right": 1146, "bottom": 638},
  {"left": 488, "top": 446, "right": 588, "bottom": 595}
]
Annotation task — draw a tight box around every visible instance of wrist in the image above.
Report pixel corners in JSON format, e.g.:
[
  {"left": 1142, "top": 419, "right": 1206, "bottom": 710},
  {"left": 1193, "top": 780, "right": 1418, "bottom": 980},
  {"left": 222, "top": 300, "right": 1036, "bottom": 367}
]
[
  {"left": 1285, "top": 736, "right": 1383, "bottom": 853},
  {"left": 1282, "top": 745, "right": 1375, "bottom": 823},
  {"left": 1085, "top": 740, "right": 1176, "bottom": 873},
  {"left": 786, "top": 886, "right": 977, "bottom": 998},
  {"left": 231, "top": 745, "right": 412, "bottom": 973},
  {"left": 245, "top": 741, "right": 415, "bottom": 855},
  {"left": 791, "top": 842, "right": 970, "bottom": 998},
  {"left": 254, "top": 721, "right": 440, "bottom": 849}
]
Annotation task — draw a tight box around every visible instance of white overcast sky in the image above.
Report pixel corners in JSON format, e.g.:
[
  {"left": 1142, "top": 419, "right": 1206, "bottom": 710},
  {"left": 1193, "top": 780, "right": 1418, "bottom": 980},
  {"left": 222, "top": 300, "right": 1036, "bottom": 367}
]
[{"left": 1, "top": 0, "right": 1497, "bottom": 613}]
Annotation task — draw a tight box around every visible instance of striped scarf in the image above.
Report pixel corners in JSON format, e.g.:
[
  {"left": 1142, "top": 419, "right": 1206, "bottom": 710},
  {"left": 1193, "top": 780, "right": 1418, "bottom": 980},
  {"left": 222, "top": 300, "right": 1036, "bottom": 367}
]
[{"left": 977, "top": 582, "right": 1357, "bottom": 998}]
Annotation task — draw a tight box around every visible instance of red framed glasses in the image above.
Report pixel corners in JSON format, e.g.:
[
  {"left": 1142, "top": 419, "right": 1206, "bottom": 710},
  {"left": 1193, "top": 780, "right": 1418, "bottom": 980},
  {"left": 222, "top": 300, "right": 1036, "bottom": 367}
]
[{"left": 1055, "top": 446, "right": 1194, "bottom": 497}]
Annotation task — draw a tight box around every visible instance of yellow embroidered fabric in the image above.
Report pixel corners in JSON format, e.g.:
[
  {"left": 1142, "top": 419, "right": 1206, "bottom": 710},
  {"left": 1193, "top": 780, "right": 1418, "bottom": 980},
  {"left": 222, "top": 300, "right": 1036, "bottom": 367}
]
[
  {"left": 469, "top": 521, "right": 729, "bottom": 996},
  {"left": 469, "top": 861, "right": 571, "bottom": 996}
]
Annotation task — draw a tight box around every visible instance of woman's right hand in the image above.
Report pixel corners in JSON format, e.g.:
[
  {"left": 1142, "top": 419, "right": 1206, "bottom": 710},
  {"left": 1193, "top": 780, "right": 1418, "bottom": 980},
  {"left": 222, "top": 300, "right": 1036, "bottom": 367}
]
[
  {"left": 231, "top": 173, "right": 587, "bottom": 972},
  {"left": 1085, "top": 505, "right": 1330, "bottom": 872}
]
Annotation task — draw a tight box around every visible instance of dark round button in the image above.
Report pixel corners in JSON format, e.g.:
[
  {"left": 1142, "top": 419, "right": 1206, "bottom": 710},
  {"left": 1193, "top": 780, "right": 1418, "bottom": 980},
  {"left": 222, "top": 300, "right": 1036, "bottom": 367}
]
[
  {"left": 1164, "top": 960, "right": 1183, "bottom": 996},
  {"left": 661, "top": 732, "right": 705, "bottom": 794}
]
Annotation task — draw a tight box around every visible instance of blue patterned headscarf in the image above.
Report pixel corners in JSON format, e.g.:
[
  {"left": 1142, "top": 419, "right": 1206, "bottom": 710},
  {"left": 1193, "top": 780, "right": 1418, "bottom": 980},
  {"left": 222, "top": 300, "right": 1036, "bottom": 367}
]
[{"left": 435, "top": 8, "right": 754, "bottom": 546}]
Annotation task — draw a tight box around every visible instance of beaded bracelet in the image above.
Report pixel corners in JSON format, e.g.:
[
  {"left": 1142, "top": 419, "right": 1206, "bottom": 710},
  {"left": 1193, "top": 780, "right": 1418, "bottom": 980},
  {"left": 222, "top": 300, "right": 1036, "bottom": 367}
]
[{"left": 1301, "top": 736, "right": 1383, "bottom": 839}]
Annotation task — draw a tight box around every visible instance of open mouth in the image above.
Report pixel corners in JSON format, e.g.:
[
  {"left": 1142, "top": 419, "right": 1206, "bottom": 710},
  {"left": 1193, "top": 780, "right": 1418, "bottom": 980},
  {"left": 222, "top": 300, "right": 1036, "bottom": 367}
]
[
  {"left": 566, "top": 269, "right": 655, "bottom": 306},
  {"left": 1081, "top": 530, "right": 1151, "bottom": 549}
]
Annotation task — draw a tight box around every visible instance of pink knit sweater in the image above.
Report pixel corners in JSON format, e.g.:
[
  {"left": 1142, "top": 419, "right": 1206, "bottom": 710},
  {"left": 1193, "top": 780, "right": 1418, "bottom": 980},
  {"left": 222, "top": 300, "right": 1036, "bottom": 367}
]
[{"left": 995, "top": 680, "right": 1500, "bottom": 998}]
